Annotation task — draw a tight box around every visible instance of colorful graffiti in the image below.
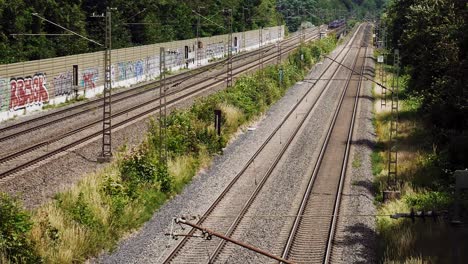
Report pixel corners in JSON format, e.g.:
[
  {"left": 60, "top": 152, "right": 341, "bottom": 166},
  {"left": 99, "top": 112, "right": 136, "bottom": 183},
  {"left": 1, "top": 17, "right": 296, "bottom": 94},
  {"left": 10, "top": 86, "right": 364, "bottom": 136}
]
[
  {"left": 116, "top": 62, "right": 126, "bottom": 81},
  {"left": 53, "top": 71, "right": 73, "bottom": 96},
  {"left": 0, "top": 78, "right": 9, "bottom": 111},
  {"left": 9, "top": 73, "right": 50, "bottom": 110},
  {"left": 166, "top": 49, "right": 184, "bottom": 68},
  {"left": 113, "top": 57, "right": 158, "bottom": 82},
  {"left": 145, "top": 56, "right": 159, "bottom": 76},
  {"left": 135, "top": 60, "right": 144, "bottom": 81},
  {"left": 206, "top": 42, "right": 225, "bottom": 59},
  {"left": 81, "top": 68, "right": 99, "bottom": 90}
]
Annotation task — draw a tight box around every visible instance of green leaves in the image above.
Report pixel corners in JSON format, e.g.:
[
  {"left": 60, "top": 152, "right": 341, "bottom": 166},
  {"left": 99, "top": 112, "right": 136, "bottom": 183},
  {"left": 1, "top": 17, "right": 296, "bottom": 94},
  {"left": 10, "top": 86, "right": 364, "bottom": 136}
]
[
  {"left": 0, "top": 0, "right": 286, "bottom": 62},
  {"left": 0, "top": 193, "right": 42, "bottom": 263},
  {"left": 385, "top": 0, "right": 468, "bottom": 134}
]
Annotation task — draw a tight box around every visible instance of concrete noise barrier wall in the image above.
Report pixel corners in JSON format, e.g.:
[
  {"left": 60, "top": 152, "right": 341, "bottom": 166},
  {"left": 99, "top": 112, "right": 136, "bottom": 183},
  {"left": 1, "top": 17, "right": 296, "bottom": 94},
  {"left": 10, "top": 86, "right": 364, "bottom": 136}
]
[{"left": 0, "top": 26, "right": 284, "bottom": 121}]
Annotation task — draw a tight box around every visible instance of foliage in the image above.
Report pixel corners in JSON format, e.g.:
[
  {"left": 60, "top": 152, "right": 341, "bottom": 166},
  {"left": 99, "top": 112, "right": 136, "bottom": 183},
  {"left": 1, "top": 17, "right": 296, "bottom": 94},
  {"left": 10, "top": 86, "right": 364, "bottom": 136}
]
[
  {"left": 0, "top": 0, "right": 386, "bottom": 63},
  {"left": 0, "top": 193, "right": 42, "bottom": 263},
  {"left": 372, "top": 40, "right": 467, "bottom": 263},
  {"left": 0, "top": 0, "right": 280, "bottom": 63},
  {"left": 384, "top": 0, "right": 468, "bottom": 160},
  {"left": 277, "top": 0, "right": 385, "bottom": 32},
  {"left": 404, "top": 191, "right": 452, "bottom": 211}
]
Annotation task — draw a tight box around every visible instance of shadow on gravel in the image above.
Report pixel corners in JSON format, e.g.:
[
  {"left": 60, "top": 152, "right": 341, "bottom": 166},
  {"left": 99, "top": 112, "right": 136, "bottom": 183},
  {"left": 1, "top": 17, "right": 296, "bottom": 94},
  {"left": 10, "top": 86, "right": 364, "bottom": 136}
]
[
  {"left": 358, "top": 95, "right": 375, "bottom": 102},
  {"left": 350, "top": 139, "right": 374, "bottom": 150},
  {"left": 334, "top": 222, "right": 377, "bottom": 263},
  {"left": 352, "top": 179, "right": 375, "bottom": 195}
]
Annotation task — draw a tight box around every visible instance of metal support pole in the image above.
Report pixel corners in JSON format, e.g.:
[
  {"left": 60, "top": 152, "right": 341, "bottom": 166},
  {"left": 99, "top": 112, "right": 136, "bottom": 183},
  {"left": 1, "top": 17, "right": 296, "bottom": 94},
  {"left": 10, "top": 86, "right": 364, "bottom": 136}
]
[
  {"left": 98, "top": 7, "right": 113, "bottom": 163},
  {"left": 159, "top": 47, "right": 167, "bottom": 165},
  {"left": 300, "top": 7, "right": 305, "bottom": 44},
  {"left": 224, "top": 9, "right": 233, "bottom": 88},
  {"left": 380, "top": 26, "right": 387, "bottom": 108},
  {"left": 277, "top": 18, "right": 282, "bottom": 65},
  {"left": 175, "top": 218, "right": 295, "bottom": 264},
  {"left": 259, "top": 27, "right": 264, "bottom": 71},
  {"left": 387, "top": 49, "right": 400, "bottom": 189},
  {"left": 196, "top": 7, "right": 204, "bottom": 67},
  {"left": 242, "top": 7, "right": 248, "bottom": 50},
  {"left": 277, "top": 16, "right": 284, "bottom": 88}
]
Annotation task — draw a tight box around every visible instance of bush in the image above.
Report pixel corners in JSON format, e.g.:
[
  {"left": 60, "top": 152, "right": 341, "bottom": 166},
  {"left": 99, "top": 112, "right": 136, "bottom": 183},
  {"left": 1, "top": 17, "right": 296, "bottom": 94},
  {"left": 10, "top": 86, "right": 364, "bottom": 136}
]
[
  {"left": 156, "top": 162, "right": 172, "bottom": 193},
  {"left": 0, "top": 193, "right": 42, "bottom": 263},
  {"left": 120, "top": 148, "right": 157, "bottom": 185},
  {"left": 404, "top": 191, "right": 452, "bottom": 211},
  {"left": 68, "top": 192, "right": 101, "bottom": 229}
]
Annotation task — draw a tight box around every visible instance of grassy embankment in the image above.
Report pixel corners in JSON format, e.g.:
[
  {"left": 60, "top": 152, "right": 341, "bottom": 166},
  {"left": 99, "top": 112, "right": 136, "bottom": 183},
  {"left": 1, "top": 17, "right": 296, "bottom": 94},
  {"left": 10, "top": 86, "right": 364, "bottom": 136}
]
[
  {"left": 372, "top": 50, "right": 468, "bottom": 263},
  {"left": 0, "top": 35, "right": 338, "bottom": 263}
]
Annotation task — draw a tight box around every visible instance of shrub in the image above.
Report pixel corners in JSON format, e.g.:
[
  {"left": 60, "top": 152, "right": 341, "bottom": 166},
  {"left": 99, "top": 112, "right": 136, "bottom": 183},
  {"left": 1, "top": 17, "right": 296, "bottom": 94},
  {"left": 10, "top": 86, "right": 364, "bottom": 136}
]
[
  {"left": 156, "top": 162, "right": 172, "bottom": 193},
  {"left": 68, "top": 192, "right": 101, "bottom": 229},
  {"left": 404, "top": 191, "right": 452, "bottom": 211},
  {"left": 166, "top": 111, "right": 199, "bottom": 156},
  {"left": 120, "top": 148, "right": 157, "bottom": 185},
  {"left": 0, "top": 193, "right": 42, "bottom": 263}
]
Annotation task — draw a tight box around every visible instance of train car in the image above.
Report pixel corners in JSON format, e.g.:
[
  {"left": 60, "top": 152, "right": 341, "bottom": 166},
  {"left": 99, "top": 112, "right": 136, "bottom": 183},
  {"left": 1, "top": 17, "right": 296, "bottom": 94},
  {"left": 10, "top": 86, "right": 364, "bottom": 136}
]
[{"left": 328, "top": 19, "right": 346, "bottom": 29}]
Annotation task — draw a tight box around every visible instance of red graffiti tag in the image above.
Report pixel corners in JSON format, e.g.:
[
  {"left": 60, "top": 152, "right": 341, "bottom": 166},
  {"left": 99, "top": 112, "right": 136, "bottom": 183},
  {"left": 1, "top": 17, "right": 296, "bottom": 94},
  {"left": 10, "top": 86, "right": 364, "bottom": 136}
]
[
  {"left": 9, "top": 74, "right": 49, "bottom": 110},
  {"left": 82, "top": 72, "right": 97, "bottom": 89}
]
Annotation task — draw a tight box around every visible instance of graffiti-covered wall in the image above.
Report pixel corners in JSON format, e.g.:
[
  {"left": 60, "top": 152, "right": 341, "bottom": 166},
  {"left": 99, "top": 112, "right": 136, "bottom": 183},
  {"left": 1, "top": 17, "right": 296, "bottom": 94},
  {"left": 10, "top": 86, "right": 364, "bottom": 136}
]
[{"left": 0, "top": 25, "right": 284, "bottom": 120}]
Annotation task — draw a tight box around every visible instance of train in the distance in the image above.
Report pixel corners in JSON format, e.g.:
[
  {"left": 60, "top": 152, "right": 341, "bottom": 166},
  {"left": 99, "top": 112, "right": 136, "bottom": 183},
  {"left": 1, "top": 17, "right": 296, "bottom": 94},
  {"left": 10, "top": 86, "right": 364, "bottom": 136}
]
[{"left": 328, "top": 19, "right": 346, "bottom": 29}]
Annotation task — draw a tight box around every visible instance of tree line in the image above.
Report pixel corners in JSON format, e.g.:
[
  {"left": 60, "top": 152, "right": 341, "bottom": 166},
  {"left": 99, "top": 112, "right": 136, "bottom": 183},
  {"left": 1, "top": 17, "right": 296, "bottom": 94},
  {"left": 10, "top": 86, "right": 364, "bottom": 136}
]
[
  {"left": 0, "top": 0, "right": 279, "bottom": 63},
  {"left": 0, "top": 0, "right": 384, "bottom": 64},
  {"left": 384, "top": 0, "right": 467, "bottom": 168}
]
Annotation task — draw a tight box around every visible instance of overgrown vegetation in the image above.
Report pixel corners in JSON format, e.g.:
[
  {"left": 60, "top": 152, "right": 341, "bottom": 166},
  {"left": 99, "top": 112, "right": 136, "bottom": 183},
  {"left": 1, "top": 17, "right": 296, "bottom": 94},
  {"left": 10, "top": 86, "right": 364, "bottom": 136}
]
[
  {"left": 372, "top": 1, "right": 468, "bottom": 262},
  {"left": 384, "top": 0, "right": 468, "bottom": 169},
  {"left": 0, "top": 35, "right": 337, "bottom": 263},
  {"left": 0, "top": 194, "right": 41, "bottom": 263},
  {"left": 42, "top": 95, "right": 87, "bottom": 110},
  {"left": 372, "top": 49, "right": 467, "bottom": 263}
]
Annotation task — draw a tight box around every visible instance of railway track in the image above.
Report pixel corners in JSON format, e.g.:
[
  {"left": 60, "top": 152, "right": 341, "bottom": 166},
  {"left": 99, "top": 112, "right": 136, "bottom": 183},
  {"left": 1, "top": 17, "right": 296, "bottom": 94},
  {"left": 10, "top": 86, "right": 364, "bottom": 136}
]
[
  {"left": 0, "top": 27, "right": 327, "bottom": 179},
  {"left": 162, "top": 24, "right": 363, "bottom": 264},
  {"left": 281, "top": 23, "right": 371, "bottom": 264}
]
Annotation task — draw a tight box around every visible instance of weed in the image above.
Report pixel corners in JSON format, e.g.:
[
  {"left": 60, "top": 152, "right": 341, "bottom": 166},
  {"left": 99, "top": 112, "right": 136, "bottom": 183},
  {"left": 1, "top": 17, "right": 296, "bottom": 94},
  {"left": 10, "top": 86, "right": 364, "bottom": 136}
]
[
  {"left": 352, "top": 154, "right": 362, "bottom": 168},
  {"left": 371, "top": 150, "right": 384, "bottom": 176},
  {"left": 42, "top": 95, "right": 87, "bottom": 110}
]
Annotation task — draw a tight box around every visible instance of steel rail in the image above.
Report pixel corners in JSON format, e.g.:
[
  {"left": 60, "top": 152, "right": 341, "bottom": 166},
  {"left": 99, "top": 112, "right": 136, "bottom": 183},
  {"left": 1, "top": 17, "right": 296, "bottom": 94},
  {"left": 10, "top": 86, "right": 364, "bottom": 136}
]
[
  {"left": 280, "top": 23, "right": 370, "bottom": 264},
  {"left": 0, "top": 33, "right": 316, "bottom": 163},
  {"left": 163, "top": 25, "right": 361, "bottom": 264},
  {"left": 324, "top": 41, "right": 370, "bottom": 264},
  {"left": 208, "top": 25, "right": 365, "bottom": 264}
]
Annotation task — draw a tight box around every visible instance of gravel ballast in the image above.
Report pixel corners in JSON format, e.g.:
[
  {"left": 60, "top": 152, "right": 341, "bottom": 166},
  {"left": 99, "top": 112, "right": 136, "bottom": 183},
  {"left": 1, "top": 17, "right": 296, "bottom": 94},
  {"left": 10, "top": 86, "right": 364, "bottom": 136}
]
[
  {"left": 330, "top": 44, "right": 377, "bottom": 264},
  {"left": 95, "top": 33, "right": 359, "bottom": 263}
]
